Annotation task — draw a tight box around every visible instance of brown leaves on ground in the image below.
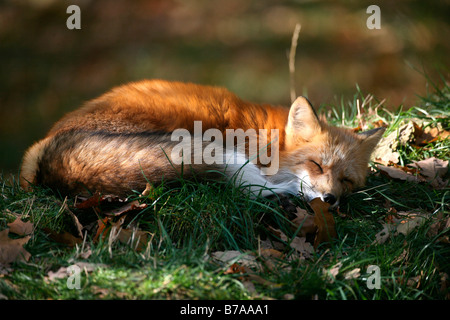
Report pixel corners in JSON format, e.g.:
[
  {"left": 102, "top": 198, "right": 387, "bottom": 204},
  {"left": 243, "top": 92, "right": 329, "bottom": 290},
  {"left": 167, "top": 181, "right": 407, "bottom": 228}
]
[
  {"left": 94, "top": 216, "right": 150, "bottom": 252},
  {"left": 1, "top": 186, "right": 153, "bottom": 271},
  {"left": 211, "top": 249, "right": 284, "bottom": 294},
  {"left": 7, "top": 218, "right": 33, "bottom": 236},
  {"left": 377, "top": 157, "right": 448, "bottom": 189},
  {"left": 371, "top": 118, "right": 449, "bottom": 187},
  {"left": 73, "top": 186, "right": 152, "bottom": 252},
  {"left": 210, "top": 198, "right": 339, "bottom": 295},
  {"left": 373, "top": 120, "right": 449, "bottom": 166},
  {"left": 0, "top": 220, "right": 32, "bottom": 266},
  {"left": 373, "top": 209, "right": 450, "bottom": 245}
]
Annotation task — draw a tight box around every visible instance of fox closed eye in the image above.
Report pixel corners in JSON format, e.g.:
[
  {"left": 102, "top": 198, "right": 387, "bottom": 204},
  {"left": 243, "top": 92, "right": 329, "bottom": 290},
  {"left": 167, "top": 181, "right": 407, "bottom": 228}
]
[
  {"left": 310, "top": 160, "right": 323, "bottom": 173},
  {"left": 342, "top": 178, "right": 353, "bottom": 185}
]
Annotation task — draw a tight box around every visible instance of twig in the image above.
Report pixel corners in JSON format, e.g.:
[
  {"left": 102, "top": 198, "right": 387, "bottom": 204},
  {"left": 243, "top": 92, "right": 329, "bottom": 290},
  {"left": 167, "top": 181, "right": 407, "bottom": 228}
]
[{"left": 289, "top": 23, "right": 302, "bottom": 103}]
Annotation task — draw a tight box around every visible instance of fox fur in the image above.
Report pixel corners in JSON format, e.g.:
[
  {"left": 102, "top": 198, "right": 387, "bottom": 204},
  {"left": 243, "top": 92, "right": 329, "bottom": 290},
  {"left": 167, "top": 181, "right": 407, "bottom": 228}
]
[{"left": 20, "top": 80, "right": 384, "bottom": 205}]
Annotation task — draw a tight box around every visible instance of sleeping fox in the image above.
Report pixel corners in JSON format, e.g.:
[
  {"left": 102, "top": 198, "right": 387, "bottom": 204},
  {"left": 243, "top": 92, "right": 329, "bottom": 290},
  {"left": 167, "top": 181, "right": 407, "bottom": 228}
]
[{"left": 20, "top": 80, "right": 384, "bottom": 206}]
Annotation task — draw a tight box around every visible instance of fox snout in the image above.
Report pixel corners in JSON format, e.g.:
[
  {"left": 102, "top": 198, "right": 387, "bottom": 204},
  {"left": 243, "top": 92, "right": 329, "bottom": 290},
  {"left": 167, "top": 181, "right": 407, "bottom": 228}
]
[{"left": 295, "top": 170, "right": 345, "bottom": 207}]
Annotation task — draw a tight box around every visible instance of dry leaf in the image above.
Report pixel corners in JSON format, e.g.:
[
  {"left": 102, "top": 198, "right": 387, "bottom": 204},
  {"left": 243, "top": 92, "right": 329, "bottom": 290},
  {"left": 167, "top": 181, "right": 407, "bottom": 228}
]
[
  {"left": 324, "top": 262, "right": 342, "bottom": 284},
  {"left": 0, "top": 229, "right": 31, "bottom": 265},
  {"left": 374, "top": 211, "right": 429, "bottom": 243},
  {"left": 224, "top": 263, "right": 246, "bottom": 275},
  {"left": 291, "top": 207, "right": 316, "bottom": 237},
  {"left": 267, "top": 226, "right": 314, "bottom": 258},
  {"left": 104, "top": 200, "right": 148, "bottom": 217},
  {"left": 373, "top": 223, "right": 395, "bottom": 245},
  {"left": 413, "top": 123, "right": 450, "bottom": 146},
  {"left": 344, "top": 268, "right": 361, "bottom": 280},
  {"left": 377, "top": 165, "right": 424, "bottom": 183},
  {"left": 407, "top": 157, "right": 449, "bottom": 189},
  {"left": 372, "top": 122, "right": 415, "bottom": 164},
  {"left": 309, "top": 198, "right": 336, "bottom": 248},
  {"left": 94, "top": 217, "right": 112, "bottom": 242},
  {"left": 43, "top": 228, "right": 82, "bottom": 247},
  {"left": 289, "top": 237, "right": 314, "bottom": 258},
  {"left": 396, "top": 213, "right": 426, "bottom": 236},
  {"left": 211, "top": 250, "right": 260, "bottom": 270},
  {"left": 259, "top": 248, "right": 284, "bottom": 260},
  {"left": 96, "top": 216, "right": 150, "bottom": 252},
  {"left": 427, "top": 212, "right": 450, "bottom": 239},
  {"left": 115, "top": 228, "right": 149, "bottom": 252},
  {"left": 140, "top": 183, "right": 157, "bottom": 200},
  {"left": 7, "top": 218, "right": 33, "bottom": 236},
  {"left": 75, "top": 192, "right": 102, "bottom": 209}
]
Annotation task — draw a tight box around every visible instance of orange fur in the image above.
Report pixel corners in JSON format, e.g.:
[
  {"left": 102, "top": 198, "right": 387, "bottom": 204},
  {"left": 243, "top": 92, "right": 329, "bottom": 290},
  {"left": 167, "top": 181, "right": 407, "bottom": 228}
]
[{"left": 20, "top": 80, "right": 385, "bottom": 204}]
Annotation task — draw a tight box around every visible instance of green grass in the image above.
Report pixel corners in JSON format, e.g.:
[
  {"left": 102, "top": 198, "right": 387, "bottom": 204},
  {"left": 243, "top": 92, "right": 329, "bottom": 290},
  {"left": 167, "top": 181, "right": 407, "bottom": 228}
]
[{"left": 1, "top": 78, "right": 449, "bottom": 300}]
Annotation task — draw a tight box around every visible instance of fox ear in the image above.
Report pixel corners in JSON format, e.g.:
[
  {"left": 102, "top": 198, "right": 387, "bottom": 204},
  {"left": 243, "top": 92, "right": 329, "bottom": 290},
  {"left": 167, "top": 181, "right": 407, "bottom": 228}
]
[
  {"left": 358, "top": 127, "right": 385, "bottom": 151},
  {"left": 285, "top": 96, "right": 321, "bottom": 146}
]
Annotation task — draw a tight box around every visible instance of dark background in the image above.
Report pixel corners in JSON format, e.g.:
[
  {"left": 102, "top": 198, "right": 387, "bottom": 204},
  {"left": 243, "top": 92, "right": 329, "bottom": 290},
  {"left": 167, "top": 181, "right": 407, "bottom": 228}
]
[{"left": 0, "top": 0, "right": 448, "bottom": 173}]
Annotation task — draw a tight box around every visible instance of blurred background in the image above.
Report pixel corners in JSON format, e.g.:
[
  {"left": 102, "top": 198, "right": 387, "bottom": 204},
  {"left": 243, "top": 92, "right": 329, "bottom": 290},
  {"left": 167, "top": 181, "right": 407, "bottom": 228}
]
[{"left": 0, "top": 0, "right": 449, "bottom": 174}]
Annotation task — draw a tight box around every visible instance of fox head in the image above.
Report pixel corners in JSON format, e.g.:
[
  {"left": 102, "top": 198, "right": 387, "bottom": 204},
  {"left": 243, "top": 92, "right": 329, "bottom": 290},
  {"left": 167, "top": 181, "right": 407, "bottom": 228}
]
[{"left": 283, "top": 96, "right": 385, "bottom": 206}]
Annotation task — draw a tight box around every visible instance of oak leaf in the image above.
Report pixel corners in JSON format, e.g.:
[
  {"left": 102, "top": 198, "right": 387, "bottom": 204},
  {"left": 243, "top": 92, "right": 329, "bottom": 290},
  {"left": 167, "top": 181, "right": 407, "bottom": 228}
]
[
  {"left": 7, "top": 218, "right": 33, "bottom": 236},
  {"left": 0, "top": 229, "right": 31, "bottom": 265},
  {"left": 267, "top": 226, "right": 314, "bottom": 258},
  {"left": 407, "top": 157, "right": 449, "bottom": 189},
  {"left": 309, "top": 198, "right": 336, "bottom": 248},
  {"left": 291, "top": 207, "right": 316, "bottom": 237},
  {"left": 377, "top": 165, "right": 424, "bottom": 183}
]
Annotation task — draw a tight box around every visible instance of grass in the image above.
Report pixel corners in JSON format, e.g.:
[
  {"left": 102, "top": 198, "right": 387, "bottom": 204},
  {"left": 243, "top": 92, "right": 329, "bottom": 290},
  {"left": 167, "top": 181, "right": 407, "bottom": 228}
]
[{"left": 0, "top": 77, "right": 449, "bottom": 301}]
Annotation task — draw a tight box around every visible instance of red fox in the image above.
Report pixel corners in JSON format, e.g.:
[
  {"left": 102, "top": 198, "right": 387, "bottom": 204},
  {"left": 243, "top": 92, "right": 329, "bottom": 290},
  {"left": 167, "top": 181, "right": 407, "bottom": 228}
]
[{"left": 20, "top": 80, "right": 384, "bottom": 206}]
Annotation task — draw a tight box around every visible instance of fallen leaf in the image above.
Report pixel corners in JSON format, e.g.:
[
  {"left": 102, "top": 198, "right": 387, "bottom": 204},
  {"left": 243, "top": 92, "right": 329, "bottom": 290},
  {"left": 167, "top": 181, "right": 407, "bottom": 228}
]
[
  {"left": 377, "top": 165, "right": 424, "bottom": 183},
  {"left": 94, "top": 217, "right": 112, "bottom": 242},
  {"left": 140, "top": 183, "right": 157, "bottom": 200},
  {"left": 267, "top": 226, "right": 314, "bottom": 258},
  {"left": 0, "top": 229, "right": 31, "bottom": 265},
  {"left": 392, "top": 249, "right": 409, "bottom": 265},
  {"left": 396, "top": 214, "right": 426, "bottom": 236},
  {"left": 344, "top": 268, "right": 361, "bottom": 280},
  {"left": 211, "top": 250, "right": 260, "bottom": 270},
  {"left": 115, "top": 227, "right": 149, "bottom": 252},
  {"left": 324, "top": 262, "right": 342, "bottom": 284},
  {"left": 75, "top": 192, "right": 102, "bottom": 209},
  {"left": 259, "top": 248, "right": 284, "bottom": 260},
  {"left": 413, "top": 123, "right": 450, "bottom": 146},
  {"left": 43, "top": 228, "right": 82, "bottom": 247},
  {"left": 407, "top": 157, "right": 449, "bottom": 189},
  {"left": 7, "top": 218, "right": 33, "bottom": 236},
  {"left": 372, "top": 121, "right": 415, "bottom": 164},
  {"left": 372, "top": 119, "right": 388, "bottom": 128},
  {"left": 289, "top": 236, "right": 314, "bottom": 258},
  {"left": 439, "top": 273, "right": 449, "bottom": 298},
  {"left": 291, "top": 207, "right": 316, "bottom": 237},
  {"left": 104, "top": 200, "right": 148, "bottom": 217},
  {"left": 373, "top": 223, "right": 395, "bottom": 245},
  {"left": 309, "top": 198, "right": 336, "bottom": 248},
  {"left": 407, "top": 274, "right": 423, "bottom": 289},
  {"left": 427, "top": 212, "right": 450, "bottom": 239},
  {"left": 224, "top": 263, "right": 246, "bottom": 275},
  {"left": 214, "top": 252, "right": 279, "bottom": 289}
]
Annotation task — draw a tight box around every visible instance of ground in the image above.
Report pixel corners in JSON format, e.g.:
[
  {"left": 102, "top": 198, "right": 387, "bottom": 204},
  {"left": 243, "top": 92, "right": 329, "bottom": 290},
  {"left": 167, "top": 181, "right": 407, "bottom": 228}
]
[{"left": 0, "top": 78, "right": 449, "bottom": 300}]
